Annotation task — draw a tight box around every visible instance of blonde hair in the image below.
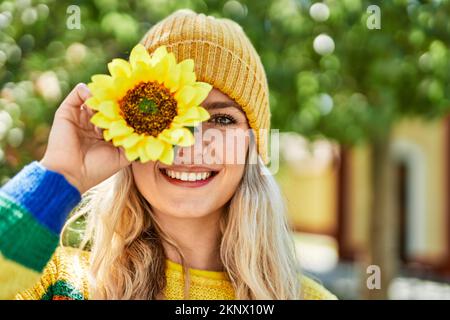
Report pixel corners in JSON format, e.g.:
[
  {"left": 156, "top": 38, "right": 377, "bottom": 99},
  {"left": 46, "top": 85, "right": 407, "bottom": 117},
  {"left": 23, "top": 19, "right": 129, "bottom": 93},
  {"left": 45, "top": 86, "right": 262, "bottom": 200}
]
[{"left": 62, "top": 154, "right": 301, "bottom": 299}]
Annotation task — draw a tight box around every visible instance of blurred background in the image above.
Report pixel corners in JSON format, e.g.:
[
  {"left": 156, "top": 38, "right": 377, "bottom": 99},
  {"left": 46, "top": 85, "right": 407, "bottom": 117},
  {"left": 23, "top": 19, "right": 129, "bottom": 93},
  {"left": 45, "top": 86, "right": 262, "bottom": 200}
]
[{"left": 1, "top": 0, "right": 450, "bottom": 299}]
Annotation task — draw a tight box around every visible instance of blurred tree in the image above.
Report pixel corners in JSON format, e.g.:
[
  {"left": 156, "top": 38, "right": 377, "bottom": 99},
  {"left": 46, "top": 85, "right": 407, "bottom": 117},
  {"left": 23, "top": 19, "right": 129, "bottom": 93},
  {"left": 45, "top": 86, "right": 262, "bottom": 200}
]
[
  {"left": 252, "top": 0, "right": 450, "bottom": 299},
  {"left": 1, "top": 0, "right": 449, "bottom": 299}
]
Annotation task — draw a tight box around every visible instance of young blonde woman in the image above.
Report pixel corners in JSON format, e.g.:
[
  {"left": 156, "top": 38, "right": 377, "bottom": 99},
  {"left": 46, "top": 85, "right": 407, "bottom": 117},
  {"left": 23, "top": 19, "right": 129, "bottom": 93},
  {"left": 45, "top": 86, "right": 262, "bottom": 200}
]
[{"left": 0, "top": 10, "right": 336, "bottom": 300}]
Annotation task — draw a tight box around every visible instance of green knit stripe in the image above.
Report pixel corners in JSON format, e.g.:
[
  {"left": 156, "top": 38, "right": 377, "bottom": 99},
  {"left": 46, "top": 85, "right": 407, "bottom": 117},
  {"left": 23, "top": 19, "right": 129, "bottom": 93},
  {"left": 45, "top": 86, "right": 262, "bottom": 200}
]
[
  {"left": 41, "top": 280, "right": 85, "bottom": 300},
  {"left": 0, "top": 195, "right": 59, "bottom": 272}
]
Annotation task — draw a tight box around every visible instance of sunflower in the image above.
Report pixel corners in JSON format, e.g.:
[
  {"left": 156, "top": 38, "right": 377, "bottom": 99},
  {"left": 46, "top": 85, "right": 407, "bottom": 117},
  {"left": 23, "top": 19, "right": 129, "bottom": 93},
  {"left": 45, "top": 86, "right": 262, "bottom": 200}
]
[{"left": 85, "top": 44, "right": 212, "bottom": 164}]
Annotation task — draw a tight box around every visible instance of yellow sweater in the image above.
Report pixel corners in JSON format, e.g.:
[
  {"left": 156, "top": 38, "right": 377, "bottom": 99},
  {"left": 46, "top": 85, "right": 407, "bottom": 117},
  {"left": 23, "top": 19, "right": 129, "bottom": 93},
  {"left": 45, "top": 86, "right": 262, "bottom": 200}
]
[{"left": 16, "top": 246, "right": 337, "bottom": 300}]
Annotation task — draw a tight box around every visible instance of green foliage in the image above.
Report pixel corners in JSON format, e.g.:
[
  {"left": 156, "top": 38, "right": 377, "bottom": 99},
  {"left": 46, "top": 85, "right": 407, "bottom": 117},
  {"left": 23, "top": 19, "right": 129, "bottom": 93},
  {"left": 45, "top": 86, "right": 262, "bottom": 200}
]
[
  {"left": 258, "top": 0, "right": 450, "bottom": 144},
  {"left": 0, "top": 0, "right": 449, "bottom": 180}
]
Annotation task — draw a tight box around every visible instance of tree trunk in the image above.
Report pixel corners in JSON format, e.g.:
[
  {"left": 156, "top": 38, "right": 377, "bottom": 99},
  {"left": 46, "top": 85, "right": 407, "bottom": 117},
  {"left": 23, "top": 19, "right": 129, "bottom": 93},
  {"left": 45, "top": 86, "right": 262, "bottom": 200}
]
[{"left": 362, "top": 136, "right": 399, "bottom": 299}]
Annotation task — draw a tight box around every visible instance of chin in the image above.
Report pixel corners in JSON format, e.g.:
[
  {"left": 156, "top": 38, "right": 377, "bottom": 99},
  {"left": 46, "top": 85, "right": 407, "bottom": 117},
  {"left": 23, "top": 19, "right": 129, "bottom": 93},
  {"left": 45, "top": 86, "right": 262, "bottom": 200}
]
[{"left": 162, "top": 203, "right": 217, "bottom": 219}]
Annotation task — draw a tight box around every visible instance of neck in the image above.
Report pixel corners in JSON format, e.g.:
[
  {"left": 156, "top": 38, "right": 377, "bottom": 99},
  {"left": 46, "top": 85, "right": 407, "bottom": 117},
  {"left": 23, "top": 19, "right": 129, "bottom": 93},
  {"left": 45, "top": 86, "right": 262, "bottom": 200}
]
[{"left": 153, "top": 208, "right": 224, "bottom": 272}]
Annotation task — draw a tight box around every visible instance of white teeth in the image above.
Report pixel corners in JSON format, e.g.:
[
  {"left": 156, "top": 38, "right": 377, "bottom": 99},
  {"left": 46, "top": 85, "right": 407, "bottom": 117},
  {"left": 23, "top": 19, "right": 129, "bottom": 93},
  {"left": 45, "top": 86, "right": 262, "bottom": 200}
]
[{"left": 164, "top": 169, "right": 212, "bottom": 182}]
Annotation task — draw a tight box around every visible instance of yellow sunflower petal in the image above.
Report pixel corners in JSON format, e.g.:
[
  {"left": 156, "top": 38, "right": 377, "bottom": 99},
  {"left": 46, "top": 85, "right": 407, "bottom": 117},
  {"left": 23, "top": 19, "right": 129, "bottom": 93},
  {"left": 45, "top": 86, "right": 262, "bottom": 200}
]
[
  {"left": 196, "top": 106, "right": 210, "bottom": 121},
  {"left": 108, "top": 59, "right": 131, "bottom": 78},
  {"left": 172, "top": 117, "right": 197, "bottom": 127},
  {"left": 129, "top": 44, "right": 151, "bottom": 69},
  {"left": 164, "top": 64, "right": 181, "bottom": 93},
  {"left": 150, "top": 45, "right": 168, "bottom": 64},
  {"left": 144, "top": 136, "right": 165, "bottom": 160},
  {"left": 113, "top": 76, "right": 132, "bottom": 99},
  {"left": 195, "top": 81, "right": 213, "bottom": 91},
  {"left": 159, "top": 143, "right": 174, "bottom": 165},
  {"left": 158, "top": 128, "right": 194, "bottom": 147},
  {"left": 111, "top": 135, "right": 127, "bottom": 147},
  {"left": 179, "top": 129, "right": 195, "bottom": 146},
  {"left": 85, "top": 96, "right": 101, "bottom": 111},
  {"left": 122, "top": 133, "right": 144, "bottom": 149},
  {"left": 174, "top": 85, "right": 196, "bottom": 107},
  {"left": 191, "top": 82, "right": 213, "bottom": 105},
  {"left": 98, "top": 101, "right": 120, "bottom": 120},
  {"left": 109, "top": 120, "right": 134, "bottom": 137},
  {"left": 180, "top": 70, "right": 196, "bottom": 87},
  {"left": 138, "top": 142, "right": 151, "bottom": 163},
  {"left": 178, "top": 59, "right": 196, "bottom": 86},
  {"left": 124, "top": 145, "right": 140, "bottom": 162},
  {"left": 153, "top": 51, "right": 176, "bottom": 84},
  {"left": 91, "top": 74, "right": 114, "bottom": 88},
  {"left": 173, "top": 106, "right": 210, "bottom": 126},
  {"left": 178, "top": 58, "right": 194, "bottom": 73},
  {"left": 90, "top": 112, "right": 112, "bottom": 129},
  {"left": 130, "top": 62, "right": 155, "bottom": 85},
  {"left": 103, "top": 129, "right": 113, "bottom": 141},
  {"left": 87, "top": 83, "right": 111, "bottom": 100}
]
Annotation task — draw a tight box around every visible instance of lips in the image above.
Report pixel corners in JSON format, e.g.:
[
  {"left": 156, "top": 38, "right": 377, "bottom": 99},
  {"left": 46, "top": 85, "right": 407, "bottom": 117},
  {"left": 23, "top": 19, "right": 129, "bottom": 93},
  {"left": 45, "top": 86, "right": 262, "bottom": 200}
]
[{"left": 159, "top": 167, "right": 219, "bottom": 187}]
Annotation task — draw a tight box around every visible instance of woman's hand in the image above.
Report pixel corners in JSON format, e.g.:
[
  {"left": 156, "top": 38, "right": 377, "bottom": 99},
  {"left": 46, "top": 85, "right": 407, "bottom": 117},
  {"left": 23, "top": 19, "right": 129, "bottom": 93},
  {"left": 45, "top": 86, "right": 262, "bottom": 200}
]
[{"left": 40, "top": 83, "right": 130, "bottom": 194}]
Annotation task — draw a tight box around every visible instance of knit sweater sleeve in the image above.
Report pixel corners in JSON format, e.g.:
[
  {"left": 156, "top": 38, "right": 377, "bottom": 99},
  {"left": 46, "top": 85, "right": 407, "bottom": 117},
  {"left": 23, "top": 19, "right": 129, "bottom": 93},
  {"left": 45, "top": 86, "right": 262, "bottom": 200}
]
[{"left": 0, "top": 161, "right": 81, "bottom": 299}]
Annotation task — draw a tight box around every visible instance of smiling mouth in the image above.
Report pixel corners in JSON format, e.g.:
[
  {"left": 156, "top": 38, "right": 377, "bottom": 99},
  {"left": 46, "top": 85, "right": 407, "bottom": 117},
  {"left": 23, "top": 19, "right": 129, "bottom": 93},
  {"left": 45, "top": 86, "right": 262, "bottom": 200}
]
[{"left": 159, "top": 168, "right": 219, "bottom": 185}]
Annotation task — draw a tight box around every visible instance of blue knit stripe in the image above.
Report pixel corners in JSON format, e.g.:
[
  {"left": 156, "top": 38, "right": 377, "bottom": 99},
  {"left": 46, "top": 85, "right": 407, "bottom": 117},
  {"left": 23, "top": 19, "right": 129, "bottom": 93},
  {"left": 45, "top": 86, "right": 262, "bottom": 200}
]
[{"left": 0, "top": 161, "right": 81, "bottom": 233}]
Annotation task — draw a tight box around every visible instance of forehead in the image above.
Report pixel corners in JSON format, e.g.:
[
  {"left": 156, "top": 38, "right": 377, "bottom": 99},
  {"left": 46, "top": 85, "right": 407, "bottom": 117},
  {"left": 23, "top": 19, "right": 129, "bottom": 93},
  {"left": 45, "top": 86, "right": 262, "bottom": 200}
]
[{"left": 202, "top": 88, "right": 243, "bottom": 112}]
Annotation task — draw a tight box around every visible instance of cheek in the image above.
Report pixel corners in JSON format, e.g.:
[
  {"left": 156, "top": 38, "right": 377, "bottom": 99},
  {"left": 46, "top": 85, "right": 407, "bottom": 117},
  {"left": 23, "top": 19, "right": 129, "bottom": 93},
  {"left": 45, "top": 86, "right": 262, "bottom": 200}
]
[
  {"left": 224, "top": 135, "right": 249, "bottom": 165},
  {"left": 132, "top": 163, "right": 184, "bottom": 214},
  {"left": 131, "top": 162, "right": 158, "bottom": 199},
  {"left": 223, "top": 163, "right": 246, "bottom": 193},
  {"left": 201, "top": 128, "right": 250, "bottom": 165}
]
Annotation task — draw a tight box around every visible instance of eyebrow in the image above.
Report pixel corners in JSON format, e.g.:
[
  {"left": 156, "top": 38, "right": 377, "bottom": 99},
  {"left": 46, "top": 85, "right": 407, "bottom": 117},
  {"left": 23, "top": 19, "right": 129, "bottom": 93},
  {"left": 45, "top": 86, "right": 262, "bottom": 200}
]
[{"left": 202, "top": 101, "right": 243, "bottom": 111}]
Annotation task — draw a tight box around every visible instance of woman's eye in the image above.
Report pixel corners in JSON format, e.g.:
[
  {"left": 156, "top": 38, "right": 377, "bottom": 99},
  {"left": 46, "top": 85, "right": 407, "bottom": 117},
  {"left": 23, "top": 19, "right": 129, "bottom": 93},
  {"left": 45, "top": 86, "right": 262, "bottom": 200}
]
[{"left": 209, "top": 114, "right": 236, "bottom": 126}]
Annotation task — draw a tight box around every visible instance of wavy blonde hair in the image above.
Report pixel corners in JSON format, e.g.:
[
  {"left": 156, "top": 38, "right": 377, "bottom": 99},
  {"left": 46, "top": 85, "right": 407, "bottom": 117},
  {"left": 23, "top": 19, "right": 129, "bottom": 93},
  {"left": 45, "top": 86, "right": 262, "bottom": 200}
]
[{"left": 62, "top": 152, "right": 301, "bottom": 299}]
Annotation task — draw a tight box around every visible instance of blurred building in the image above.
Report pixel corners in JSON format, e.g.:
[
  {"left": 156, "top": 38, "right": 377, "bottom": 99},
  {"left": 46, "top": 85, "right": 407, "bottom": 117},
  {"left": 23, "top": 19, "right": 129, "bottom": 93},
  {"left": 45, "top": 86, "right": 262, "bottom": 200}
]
[
  {"left": 340, "top": 117, "right": 450, "bottom": 277},
  {"left": 276, "top": 117, "right": 450, "bottom": 298}
]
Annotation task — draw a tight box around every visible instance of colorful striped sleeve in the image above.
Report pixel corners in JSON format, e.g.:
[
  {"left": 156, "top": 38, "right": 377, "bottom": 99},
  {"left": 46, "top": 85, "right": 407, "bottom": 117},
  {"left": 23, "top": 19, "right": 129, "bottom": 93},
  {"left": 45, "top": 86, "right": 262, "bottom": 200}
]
[{"left": 0, "top": 161, "right": 81, "bottom": 299}]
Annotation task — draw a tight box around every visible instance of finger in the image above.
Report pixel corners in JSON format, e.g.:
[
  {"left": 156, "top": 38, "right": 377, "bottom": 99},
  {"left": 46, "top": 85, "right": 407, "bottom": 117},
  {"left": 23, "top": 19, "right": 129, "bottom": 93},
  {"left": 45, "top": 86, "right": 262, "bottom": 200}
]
[
  {"left": 81, "top": 102, "right": 96, "bottom": 121},
  {"left": 79, "top": 105, "right": 104, "bottom": 139},
  {"left": 61, "top": 83, "right": 92, "bottom": 110},
  {"left": 94, "top": 125, "right": 104, "bottom": 139},
  {"left": 81, "top": 102, "right": 93, "bottom": 114}
]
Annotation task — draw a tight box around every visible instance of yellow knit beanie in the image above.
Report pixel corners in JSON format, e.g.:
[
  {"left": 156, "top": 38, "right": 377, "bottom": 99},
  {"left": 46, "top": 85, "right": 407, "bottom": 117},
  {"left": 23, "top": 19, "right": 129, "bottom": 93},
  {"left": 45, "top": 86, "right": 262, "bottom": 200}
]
[{"left": 141, "top": 9, "right": 270, "bottom": 164}]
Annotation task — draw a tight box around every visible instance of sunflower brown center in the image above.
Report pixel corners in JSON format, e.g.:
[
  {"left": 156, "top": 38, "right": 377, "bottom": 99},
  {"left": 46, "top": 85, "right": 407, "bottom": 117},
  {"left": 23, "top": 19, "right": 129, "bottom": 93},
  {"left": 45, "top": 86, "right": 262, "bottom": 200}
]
[{"left": 118, "top": 81, "right": 178, "bottom": 137}]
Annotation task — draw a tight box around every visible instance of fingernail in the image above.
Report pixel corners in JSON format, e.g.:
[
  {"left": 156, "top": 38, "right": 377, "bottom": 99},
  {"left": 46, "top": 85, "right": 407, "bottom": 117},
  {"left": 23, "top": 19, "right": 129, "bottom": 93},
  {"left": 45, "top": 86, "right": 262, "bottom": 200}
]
[{"left": 78, "top": 83, "right": 91, "bottom": 95}]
